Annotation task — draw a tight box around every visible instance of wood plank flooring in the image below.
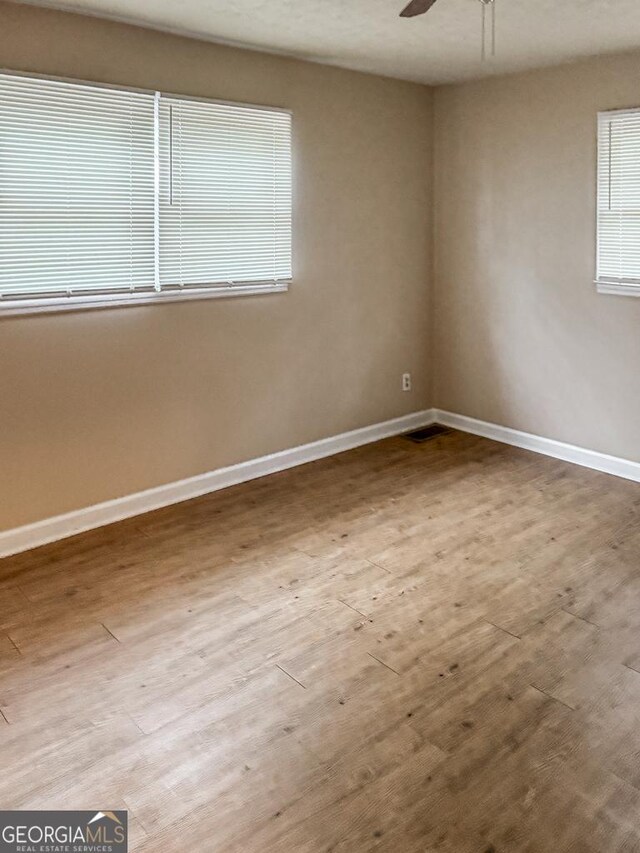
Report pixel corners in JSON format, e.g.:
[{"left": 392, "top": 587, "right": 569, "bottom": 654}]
[{"left": 2, "top": 429, "right": 640, "bottom": 852}]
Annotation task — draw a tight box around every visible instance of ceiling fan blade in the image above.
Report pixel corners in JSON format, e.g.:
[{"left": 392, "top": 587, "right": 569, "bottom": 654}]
[{"left": 399, "top": 0, "right": 439, "bottom": 17}]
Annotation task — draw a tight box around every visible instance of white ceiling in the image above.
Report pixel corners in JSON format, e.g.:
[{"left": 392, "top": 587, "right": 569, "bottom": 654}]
[{"left": 17, "top": 0, "right": 640, "bottom": 85}]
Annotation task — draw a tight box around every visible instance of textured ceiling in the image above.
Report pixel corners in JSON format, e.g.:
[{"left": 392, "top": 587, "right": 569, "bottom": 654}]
[{"left": 15, "top": 0, "right": 640, "bottom": 84}]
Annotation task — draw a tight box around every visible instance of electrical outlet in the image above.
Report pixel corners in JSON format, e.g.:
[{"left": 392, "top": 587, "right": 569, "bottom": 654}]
[{"left": 402, "top": 373, "right": 412, "bottom": 392}]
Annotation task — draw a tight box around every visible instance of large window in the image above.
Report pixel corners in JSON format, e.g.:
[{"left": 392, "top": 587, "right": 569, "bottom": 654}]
[
  {"left": 0, "top": 73, "right": 292, "bottom": 314},
  {"left": 596, "top": 108, "right": 640, "bottom": 297}
]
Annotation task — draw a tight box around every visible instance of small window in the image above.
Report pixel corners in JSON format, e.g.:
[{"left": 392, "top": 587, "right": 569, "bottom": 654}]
[
  {"left": 596, "top": 108, "right": 640, "bottom": 297},
  {"left": 0, "top": 73, "right": 292, "bottom": 314}
]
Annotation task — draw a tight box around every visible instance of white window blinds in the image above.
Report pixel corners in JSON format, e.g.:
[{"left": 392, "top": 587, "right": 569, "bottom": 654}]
[
  {"left": 0, "top": 72, "right": 292, "bottom": 309},
  {"left": 597, "top": 108, "right": 640, "bottom": 289},
  {"left": 158, "top": 97, "right": 292, "bottom": 289},
  {"left": 0, "top": 74, "right": 156, "bottom": 298}
]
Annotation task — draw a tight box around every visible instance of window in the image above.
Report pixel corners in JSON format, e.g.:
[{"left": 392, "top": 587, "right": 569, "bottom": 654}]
[
  {"left": 158, "top": 97, "right": 292, "bottom": 289},
  {"left": 0, "top": 73, "right": 292, "bottom": 314},
  {"left": 596, "top": 108, "right": 640, "bottom": 296}
]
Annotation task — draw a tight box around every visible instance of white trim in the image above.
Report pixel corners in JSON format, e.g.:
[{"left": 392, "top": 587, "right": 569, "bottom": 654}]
[
  {"left": 0, "top": 283, "right": 289, "bottom": 317},
  {"left": 0, "top": 409, "right": 435, "bottom": 558},
  {"left": 596, "top": 281, "right": 640, "bottom": 298},
  {"left": 435, "top": 410, "right": 640, "bottom": 484},
  {"left": 6, "top": 407, "right": 639, "bottom": 560}
]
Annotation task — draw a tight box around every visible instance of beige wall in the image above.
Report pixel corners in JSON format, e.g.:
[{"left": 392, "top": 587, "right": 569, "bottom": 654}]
[
  {"left": 5, "top": 3, "right": 638, "bottom": 534},
  {"left": 433, "top": 52, "right": 640, "bottom": 462},
  {"left": 0, "top": 2, "right": 433, "bottom": 530}
]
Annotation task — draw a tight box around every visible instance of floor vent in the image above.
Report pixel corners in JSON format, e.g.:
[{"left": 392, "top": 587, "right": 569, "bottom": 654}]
[{"left": 403, "top": 424, "right": 452, "bottom": 443}]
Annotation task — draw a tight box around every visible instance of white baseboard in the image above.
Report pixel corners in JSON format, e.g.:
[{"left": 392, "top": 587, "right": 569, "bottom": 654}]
[
  {"left": 4, "top": 407, "right": 638, "bottom": 560},
  {"left": 0, "top": 408, "right": 436, "bottom": 559},
  {"left": 435, "top": 409, "right": 640, "bottom": 484}
]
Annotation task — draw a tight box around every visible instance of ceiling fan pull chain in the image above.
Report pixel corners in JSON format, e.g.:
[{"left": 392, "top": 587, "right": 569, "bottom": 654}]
[
  {"left": 398, "top": 0, "right": 498, "bottom": 62},
  {"left": 479, "top": 0, "right": 496, "bottom": 62},
  {"left": 492, "top": 0, "right": 496, "bottom": 57}
]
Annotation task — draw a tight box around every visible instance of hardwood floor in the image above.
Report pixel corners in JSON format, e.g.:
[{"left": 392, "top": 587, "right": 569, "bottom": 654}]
[{"left": 2, "top": 429, "right": 640, "bottom": 852}]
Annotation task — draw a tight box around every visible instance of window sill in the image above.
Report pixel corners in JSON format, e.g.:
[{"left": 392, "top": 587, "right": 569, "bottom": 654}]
[
  {"left": 596, "top": 281, "right": 640, "bottom": 298},
  {"left": 0, "top": 282, "right": 289, "bottom": 317}
]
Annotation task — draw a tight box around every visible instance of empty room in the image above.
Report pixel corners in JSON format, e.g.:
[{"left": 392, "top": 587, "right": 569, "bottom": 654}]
[{"left": 1, "top": 0, "right": 640, "bottom": 850}]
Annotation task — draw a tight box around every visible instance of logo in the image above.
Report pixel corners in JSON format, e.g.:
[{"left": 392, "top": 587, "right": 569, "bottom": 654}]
[{"left": 0, "top": 811, "right": 128, "bottom": 853}]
